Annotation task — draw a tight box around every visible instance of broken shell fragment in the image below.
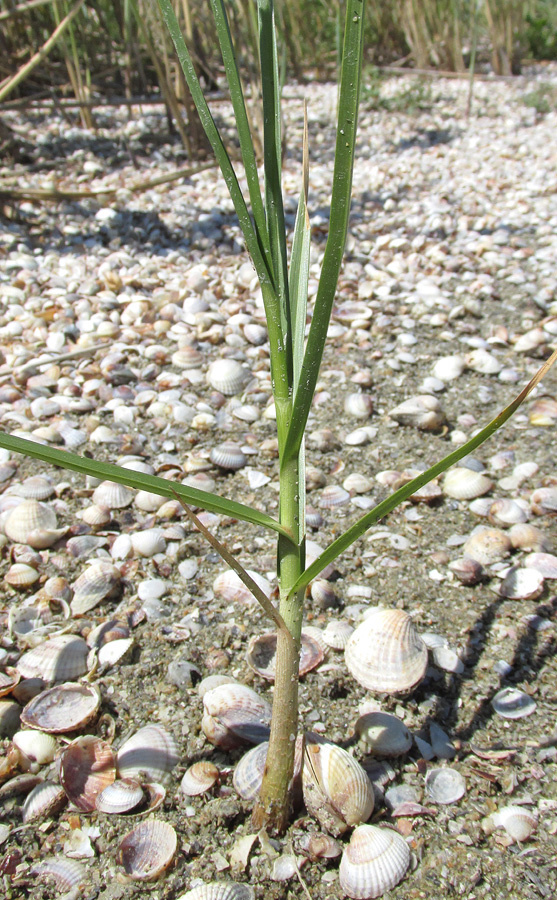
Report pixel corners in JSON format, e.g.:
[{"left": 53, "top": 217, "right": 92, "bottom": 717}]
[
  {"left": 388, "top": 395, "right": 446, "bottom": 431},
  {"left": 345, "top": 609, "right": 428, "bottom": 694},
  {"left": 118, "top": 819, "right": 177, "bottom": 881},
  {"left": 302, "top": 734, "right": 374, "bottom": 837},
  {"left": 339, "top": 824, "right": 410, "bottom": 899},
  {"left": 491, "top": 687, "right": 536, "bottom": 719},
  {"left": 0, "top": 667, "right": 21, "bottom": 698},
  {"left": 21, "top": 682, "right": 101, "bottom": 733},
  {"left": 16, "top": 635, "right": 89, "bottom": 684},
  {"left": 60, "top": 735, "right": 116, "bottom": 812},
  {"left": 425, "top": 767, "right": 466, "bottom": 804}
]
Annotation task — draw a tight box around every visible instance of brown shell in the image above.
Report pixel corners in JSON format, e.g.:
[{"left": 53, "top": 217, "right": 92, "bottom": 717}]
[
  {"left": 60, "top": 735, "right": 117, "bottom": 811},
  {"left": 21, "top": 682, "right": 101, "bottom": 733},
  {"left": 118, "top": 819, "right": 177, "bottom": 881},
  {"left": 245, "top": 632, "right": 324, "bottom": 681}
]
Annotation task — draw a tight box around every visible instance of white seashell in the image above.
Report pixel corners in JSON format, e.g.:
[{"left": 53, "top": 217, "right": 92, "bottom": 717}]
[
  {"left": 245, "top": 632, "right": 324, "bottom": 681},
  {"left": 13, "top": 730, "right": 57, "bottom": 765},
  {"left": 4, "top": 563, "right": 40, "bottom": 588},
  {"left": 21, "top": 682, "right": 101, "bottom": 733},
  {"left": 388, "top": 395, "right": 446, "bottom": 431},
  {"left": 60, "top": 735, "right": 116, "bottom": 812},
  {"left": 135, "top": 491, "right": 166, "bottom": 512},
  {"left": 180, "top": 761, "right": 220, "bottom": 796},
  {"left": 498, "top": 567, "right": 544, "bottom": 600},
  {"left": 96, "top": 778, "right": 145, "bottom": 814},
  {"left": 510, "top": 524, "right": 552, "bottom": 552},
  {"left": 465, "top": 349, "right": 503, "bottom": 375},
  {"left": 343, "top": 473, "right": 374, "bottom": 494},
  {"left": 244, "top": 323, "right": 267, "bottom": 345},
  {"left": 81, "top": 504, "right": 112, "bottom": 527},
  {"left": 431, "top": 355, "right": 465, "bottom": 382},
  {"left": 339, "top": 824, "right": 410, "bottom": 899},
  {"left": 207, "top": 359, "right": 250, "bottom": 395},
  {"left": 202, "top": 683, "right": 271, "bottom": 750},
  {"left": 491, "top": 687, "right": 536, "bottom": 719},
  {"left": 209, "top": 441, "right": 247, "bottom": 470},
  {"left": 303, "top": 735, "right": 374, "bottom": 836},
  {"left": 344, "top": 393, "right": 373, "bottom": 418},
  {"left": 524, "top": 552, "right": 557, "bottom": 578},
  {"left": 131, "top": 528, "right": 167, "bottom": 557},
  {"left": 530, "top": 487, "right": 557, "bottom": 516},
  {"left": 425, "top": 767, "right": 466, "bottom": 804},
  {"left": 71, "top": 561, "right": 122, "bottom": 615},
  {"left": 0, "top": 667, "right": 20, "bottom": 698},
  {"left": 178, "top": 883, "right": 255, "bottom": 900},
  {"left": 354, "top": 712, "right": 412, "bottom": 756},
  {"left": 17, "top": 635, "right": 89, "bottom": 684},
  {"left": 488, "top": 498, "right": 528, "bottom": 527},
  {"left": 345, "top": 608, "right": 428, "bottom": 694},
  {"left": 443, "top": 468, "right": 493, "bottom": 500},
  {"left": 318, "top": 485, "right": 351, "bottom": 508},
  {"left": 4, "top": 500, "right": 58, "bottom": 546},
  {"left": 529, "top": 395, "right": 557, "bottom": 426},
  {"left": 31, "top": 856, "right": 86, "bottom": 890},
  {"left": 118, "top": 819, "right": 177, "bottom": 881},
  {"left": 463, "top": 527, "right": 512, "bottom": 565},
  {"left": 492, "top": 805, "right": 538, "bottom": 842},
  {"left": 97, "top": 637, "right": 134, "bottom": 668},
  {"left": 322, "top": 619, "right": 354, "bottom": 650},
  {"left": 11, "top": 475, "right": 54, "bottom": 501},
  {"left": 117, "top": 725, "right": 179, "bottom": 783},
  {"left": 345, "top": 427, "right": 375, "bottom": 446},
  {"left": 213, "top": 569, "right": 271, "bottom": 605},
  {"left": 22, "top": 780, "right": 67, "bottom": 823},
  {"left": 448, "top": 557, "right": 484, "bottom": 585},
  {"left": 92, "top": 481, "right": 134, "bottom": 509},
  {"left": 310, "top": 578, "right": 339, "bottom": 609}
]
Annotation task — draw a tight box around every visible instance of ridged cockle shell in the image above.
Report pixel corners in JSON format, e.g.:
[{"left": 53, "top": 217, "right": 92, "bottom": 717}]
[
  {"left": 302, "top": 734, "right": 374, "bottom": 836},
  {"left": 339, "top": 824, "right": 410, "bottom": 898},
  {"left": 345, "top": 609, "right": 427, "bottom": 694}
]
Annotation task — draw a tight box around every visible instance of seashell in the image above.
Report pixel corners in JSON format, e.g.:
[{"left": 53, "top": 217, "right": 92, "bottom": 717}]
[
  {"left": 213, "top": 569, "right": 272, "bottom": 606},
  {"left": 491, "top": 805, "right": 538, "bottom": 842},
  {"left": 448, "top": 557, "right": 484, "bottom": 585},
  {"left": 135, "top": 491, "right": 166, "bottom": 513},
  {"left": 498, "top": 567, "right": 544, "bottom": 600},
  {"left": 469, "top": 496, "right": 494, "bottom": 517},
  {"left": 465, "top": 349, "right": 503, "bottom": 375},
  {"left": 17, "top": 635, "right": 89, "bottom": 684},
  {"left": 117, "top": 725, "right": 179, "bottom": 783},
  {"left": 172, "top": 347, "right": 203, "bottom": 369},
  {"left": 345, "top": 427, "right": 375, "bottom": 446},
  {"left": 179, "top": 883, "right": 255, "bottom": 900},
  {"left": 209, "top": 441, "right": 247, "bottom": 470},
  {"left": 510, "top": 524, "right": 552, "bottom": 552},
  {"left": 96, "top": 637, "right": 134, "bottom": 669},
  {"left": 303, "top": 734, "right": 374, "bottom": 836},
  {"left": 197, "top": 675, "right": 238, "bottom": 698},
  {"left": 388, "top": 395, "right": 446, "bottom": 431},
  {"left": 308, "top": 428, "right": 340, "bottom": 452},
  {"left": 232, "top": 741, "right": 269, "bottom": 801},
  {"left": 425, "top": 767, "right": 466, "bottom": 804},
  {"left": 524, "top": 552, "right": 557, "bottom": 578},
  {"left": 118, "top": 819, "right": 177, "bottom": 881},
  {"left": 180, "top": 761, "right": 220, "bottom": 796},
  {"left": 298, "top": 831, "right": 342, "bottom": 860},
  {"left": 530, "top": 487, "right": 557, "bottom": 516},
  {"left": 344, "top": 393, "right": 373, "bottom": 419},
  {"left": 0, "top": 667, "right": 21, "bottom": 697},
  {"left": 431, "top": 355, "right": 465, "bottom": 382},
  {"left": 142, "top": 781, "right": 166, "bottom": 813},
  {"left": 22, "top": 780, "right": 67, "bottom": 823},
  {"left": 4, "top": 499, "right": 58, "bottom": 546},
  {"left": 318, "top": 485, "right": 351, "bottom": 508},
  {"left": 96, "top": 777, "right": 145, "bottom": 814},
  {"left": 310, "top": 578, "right": 339, "bottom": 609},
  {"left": 11, "top": 475, "right": 54, "bottom": 500},
  {"left": 131, "top": 528, "right": 167, "bottom": 557},
  {"left": 66, "top": 534, "right": 108, "bottom": 557},
  {"left": 345, "top": 609, "right": 428, "bottom": 694},
  {"left": 343, "top": 473, "right": 374, "bottom": 494},
  {"left": 71, "top": 561, "right": 122, "bottom": 615},
  {"left": 87, "top": 619, "right": 131, "bottom": 649},
  {"left": 81, "top": 504, "right": 111, "bottom": 527},
  {"left": 431, "top": 647, "right": 464, "bottom": 676},
  {"left": 4, "top": 563, "right": 40, "bottom": 588},
  {"left": 488, "top": 498, "right": 528, "bottom": 527},
  {"left": 245, "top": 632, "right": 324, "bottom": 681},
  {"left": 92, "top": 480, "right": 134, "bottom": 509},
  {"left": 244, "top": 322, "right": 268, "bottom": 345},
  {"left": 491, "top": 687, "right": 536, "bottom": 719},
  {"left": 60, "top": 735, "right": 116, "bottom": 811},
  {"left": 462, "top": 527, "right": 512, "bottom": 565},
  {"left": 443, "top": 468, "right": 493, "bottom": 500},
  {"left": 31, "top": 856, "right": 86, "bottom": 891},
  {"left": 339, "top": 824, "right": 410, "bottom": 899},
  {"left": 21, "top": 682, "right": 101, "bottom": 733},
  {"left": 202, "top": 683, "right": 271, "bottom": 750},
  {"left": 13, "top": 729, "right": 57, "bottom": 766},
  {"left": 354, "top": 712, "right": 412, "bottom": 757},
  {"left": 207, "top": 359, "right": 250, "bottom": 395},
  {"left": 529, "top": 395, "right": 557, "bottom": 426},
  {"left": 322, "top": 619, "right": 354, "bottom": 650}
]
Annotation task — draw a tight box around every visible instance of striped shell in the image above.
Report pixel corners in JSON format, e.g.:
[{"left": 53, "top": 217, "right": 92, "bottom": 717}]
[
  {"left": 302, "top": 735, "right": 374, "bottom": 837},
  {"left": 345, "top": 609, "right": 428, "bottom": 694},
  {"left": 207, "top": 359, "right": 250, "bottom": 395},
  {"left": 443, "top": 468, "right": 493, "bottom": 500},
  {"left": 31, "top": 857, "right": 86, "bottom": 891},
  {"left": 233, "top": 737, "right": 303, "bottom": 803},
  {"left": 202, "top": 683, "right": 271, "bottom": 750},
  {"left": 180, "top": 761, "right": 220, "bottom": 796},
  {"left": 60, "top": 735, "right": 116, "bottom": 812},
  {"left": 16, "top": 635, "right": 89, "bottom": 684},
  {"left": 3, "top": 499, "right": 59, "bottom": 548},
  {"left": 71, "top": 561, "right": 122, "bottom": 615},
  {"left": 21, "top": 682, "right": 101, "bottom": 733},
  {"left": 4, "top": 563, "right": 40, "bottom": 588},
  {"left": 118, "top": 819, "right": 177, "bottom": 881},
  {"left": 492, "top": 805, "right": 537, "bottom": 842},
  {"left": 13, "top": 729, "right": 57, "bottom": 765},
  {"left": 179, "top": 883, "right": 255, "bottom": 900},
  {"left": 209, "top": 441, "right": 247, "bottom": 470},
  {"left": 92, "top": 481, "right": 134, "bottom": 509},
  {"left": 0, "top": 667, "right": 21, "bottom": 697},
  {"left": 339, "top": 824, "right": 410, "bottom": 899},
  {"left": 116, "top": 725, "right": 179, "bottom": 783},
  {"left": 22, "top": 780, "right": 67, "bottom": 823},
  {"left": 96, "top": 778, "right": 145, "bottom": 814}
]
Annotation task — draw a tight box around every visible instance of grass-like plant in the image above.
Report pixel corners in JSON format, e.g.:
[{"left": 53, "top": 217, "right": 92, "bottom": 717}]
[{"left": 0, "top": 0, "right": 555, "bottom": 835}]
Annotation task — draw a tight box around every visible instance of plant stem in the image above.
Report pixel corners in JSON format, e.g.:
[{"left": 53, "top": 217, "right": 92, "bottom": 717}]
[{"left": 252, "top": 452, "right": 305, "bottom": 832}]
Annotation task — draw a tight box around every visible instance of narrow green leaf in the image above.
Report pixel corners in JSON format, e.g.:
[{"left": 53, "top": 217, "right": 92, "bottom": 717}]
[
  {"left": 210, "top": 0, "right": 271, "bottom": 270},
  {"left": 282, "top": 0, "right": 366, "bottom": 463},
  {"left": 0, "top": 432, "right": 291, "bottom": 539},
  {"left": 289, "top": 101, "right": 310, "bottom": 397},
  {"left": 288, "top": 348, "right": 557, "bottom": 596}
]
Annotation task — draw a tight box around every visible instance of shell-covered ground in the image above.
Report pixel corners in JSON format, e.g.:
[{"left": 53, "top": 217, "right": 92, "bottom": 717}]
[{"left": 0, "top": 66, "right": 556, "bottom": 900}]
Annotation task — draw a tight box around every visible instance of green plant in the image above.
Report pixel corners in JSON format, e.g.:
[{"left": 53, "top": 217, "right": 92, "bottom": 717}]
[
  {"left": 0, "top": 0, "right": 556, "bottom": 837},
  {"left": 522, "top": 81, "right": 557, "bottom": 115},
  {"left": 525, "top": 2, "right": 557, "bottom": 60}
]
